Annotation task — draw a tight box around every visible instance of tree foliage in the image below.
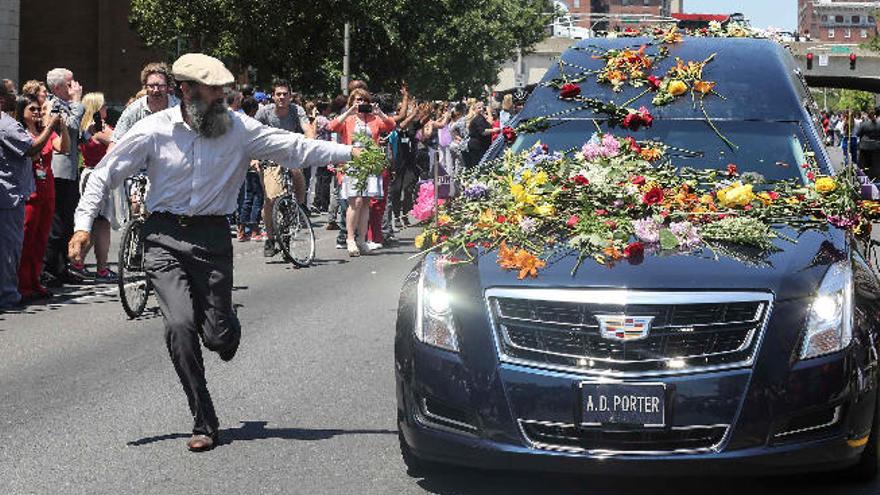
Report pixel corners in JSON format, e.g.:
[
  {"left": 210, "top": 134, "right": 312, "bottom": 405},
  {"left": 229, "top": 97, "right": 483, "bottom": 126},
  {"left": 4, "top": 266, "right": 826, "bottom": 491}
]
[
  {"left": 835, "top": 89, "right": 876, "bottom": 112},
  {"left": 129, "top": 0, "right": 552, "bottom": 98}
]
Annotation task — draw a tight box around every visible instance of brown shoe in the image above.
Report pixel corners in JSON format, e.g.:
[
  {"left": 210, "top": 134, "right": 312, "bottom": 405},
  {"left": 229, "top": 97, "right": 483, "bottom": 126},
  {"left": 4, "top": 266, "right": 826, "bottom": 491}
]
[{"left": 186, "top": 434, "right": 217, "bottom": 452}]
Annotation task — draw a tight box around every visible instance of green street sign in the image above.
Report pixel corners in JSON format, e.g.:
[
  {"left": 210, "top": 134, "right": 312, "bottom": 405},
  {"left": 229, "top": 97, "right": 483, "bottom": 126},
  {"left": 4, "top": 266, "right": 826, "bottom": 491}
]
[
  {"left": 622, "top": 19, "right": 639, "bottom": 24},
  {"left": 831, "top": 46, "right": 852, "bottom": 54}
]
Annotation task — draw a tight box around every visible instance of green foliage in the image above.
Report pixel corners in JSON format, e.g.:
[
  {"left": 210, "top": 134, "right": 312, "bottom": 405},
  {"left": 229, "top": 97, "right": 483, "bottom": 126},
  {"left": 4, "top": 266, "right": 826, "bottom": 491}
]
[
  {"left": 129, "top": 0, "right": 552, "bottom": 98},
  {"left": 835, "top": 89, "right": 875, "bottom": 112}
]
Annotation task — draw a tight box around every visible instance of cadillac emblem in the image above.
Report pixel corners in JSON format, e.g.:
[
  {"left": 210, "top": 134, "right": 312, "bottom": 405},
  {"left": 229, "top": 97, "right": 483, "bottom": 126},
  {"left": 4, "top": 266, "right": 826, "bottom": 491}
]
[{"left": 596, "top": 315, "right": 654, "bottom": 342}]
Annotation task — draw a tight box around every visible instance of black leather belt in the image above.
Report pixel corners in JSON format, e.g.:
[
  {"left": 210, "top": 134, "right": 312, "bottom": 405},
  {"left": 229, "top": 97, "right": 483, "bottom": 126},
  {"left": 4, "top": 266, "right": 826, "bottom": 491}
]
[{"left": 152, "top": 211, "right": 228, "bottom": 227}]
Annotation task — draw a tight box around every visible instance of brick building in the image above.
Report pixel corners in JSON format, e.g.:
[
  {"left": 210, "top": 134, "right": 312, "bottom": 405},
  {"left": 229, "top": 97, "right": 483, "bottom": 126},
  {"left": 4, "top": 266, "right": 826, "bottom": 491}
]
[
  {"left": 11, "top": 0, "right": 164, "bottom": 104},
  {"left": 798, "top": 0, "right": 880, "bottom": 41},
  {"left": 558, "top": 0, "right": 683, "bottom": 30}
]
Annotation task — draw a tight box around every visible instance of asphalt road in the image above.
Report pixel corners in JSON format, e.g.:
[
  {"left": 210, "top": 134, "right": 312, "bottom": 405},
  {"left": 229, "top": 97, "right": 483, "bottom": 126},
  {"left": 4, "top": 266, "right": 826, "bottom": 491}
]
[{"left": 1, "top": 191, "right": 879, "bottom": 493}]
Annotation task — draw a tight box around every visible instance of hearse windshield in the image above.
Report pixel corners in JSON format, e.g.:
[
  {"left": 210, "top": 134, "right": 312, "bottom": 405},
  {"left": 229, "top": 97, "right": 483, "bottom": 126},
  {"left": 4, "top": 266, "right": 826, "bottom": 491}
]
[{"left": 509, "top": 119, "right": 813, "bottom": 184}]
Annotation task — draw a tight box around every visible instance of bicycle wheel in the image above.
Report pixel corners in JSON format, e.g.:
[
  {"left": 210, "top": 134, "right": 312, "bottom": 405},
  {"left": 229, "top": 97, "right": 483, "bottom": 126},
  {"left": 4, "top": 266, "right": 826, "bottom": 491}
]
[
  {"left": 118, "top": 218, "right": 150, "bottom": 318},
  {"left": 272, "top": 196, "right": 316, "bottom": 267}
]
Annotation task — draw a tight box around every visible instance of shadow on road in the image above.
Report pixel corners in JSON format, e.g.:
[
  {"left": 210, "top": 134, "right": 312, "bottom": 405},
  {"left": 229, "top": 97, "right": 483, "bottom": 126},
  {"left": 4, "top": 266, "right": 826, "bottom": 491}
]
[
  {"left": 127, "top": 420, "right": 396, "bottom": 447},
  {"left": 413, "top": 468, "right": 876, "bottom": 495}
]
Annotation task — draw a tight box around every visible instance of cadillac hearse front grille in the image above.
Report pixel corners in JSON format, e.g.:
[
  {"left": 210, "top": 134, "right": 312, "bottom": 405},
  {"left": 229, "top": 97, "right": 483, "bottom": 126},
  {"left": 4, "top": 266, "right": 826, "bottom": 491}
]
[
  {"left": 487, "top": 289, "right": 772, "bottom": 375},
  {"left": 519, "top": 419, "right": 727, "bottom": 454}
]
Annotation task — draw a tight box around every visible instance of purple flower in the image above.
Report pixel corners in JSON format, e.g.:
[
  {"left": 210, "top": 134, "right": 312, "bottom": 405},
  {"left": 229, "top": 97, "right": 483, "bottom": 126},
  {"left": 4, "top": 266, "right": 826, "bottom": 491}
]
[
  {"left": 633, "top": 217, "right": 661, "bottom": 243},
  {"left": 581, "top": 134, "right": 621, "bottom": 162},
  {"left": 669, "top": 221, "right": 701, "bottom": 249},
  {"left": 463, "top": 183, "right": 489, "bottom": 200},
  {"left": 827, "top": 214, "right": 858, "bottom": 228},
  {"left": 519, "top": 216, "right": 538, "bottom": 234}
]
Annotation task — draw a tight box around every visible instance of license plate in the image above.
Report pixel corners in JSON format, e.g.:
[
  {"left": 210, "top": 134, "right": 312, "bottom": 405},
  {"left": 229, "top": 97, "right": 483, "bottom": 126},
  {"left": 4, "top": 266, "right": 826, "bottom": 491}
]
[{"left": 580, "top": 383, "right": 666, "bottom": 427}]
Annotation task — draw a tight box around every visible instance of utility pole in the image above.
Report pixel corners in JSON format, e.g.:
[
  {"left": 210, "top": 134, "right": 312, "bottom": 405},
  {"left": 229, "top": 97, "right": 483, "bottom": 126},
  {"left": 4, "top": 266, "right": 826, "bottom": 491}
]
[{"left": 342, "top": 22, "right": 351, "bottom": 95}]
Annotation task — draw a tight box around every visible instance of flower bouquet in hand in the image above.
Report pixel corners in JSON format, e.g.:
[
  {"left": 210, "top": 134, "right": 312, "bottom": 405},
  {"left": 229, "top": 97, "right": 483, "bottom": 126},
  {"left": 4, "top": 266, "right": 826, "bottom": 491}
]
[{"left": 340, "top": 132, "right": 386, "bottom": 193}]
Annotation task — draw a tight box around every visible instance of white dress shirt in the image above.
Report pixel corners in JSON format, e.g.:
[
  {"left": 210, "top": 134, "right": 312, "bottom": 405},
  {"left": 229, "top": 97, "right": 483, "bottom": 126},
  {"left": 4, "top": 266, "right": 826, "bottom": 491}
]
[{"left": 74, "top": 105, "right": 352, "bottom": 232}]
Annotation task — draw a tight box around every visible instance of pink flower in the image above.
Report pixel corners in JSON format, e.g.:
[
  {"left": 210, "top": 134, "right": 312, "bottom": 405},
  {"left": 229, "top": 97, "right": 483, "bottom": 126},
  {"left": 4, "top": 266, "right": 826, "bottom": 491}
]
[
  {"left": 559, "top": 83, "right": 581, "bottom": 99},
  {"left": 566, "top": 215, "right": 580, "bottom": 228}
]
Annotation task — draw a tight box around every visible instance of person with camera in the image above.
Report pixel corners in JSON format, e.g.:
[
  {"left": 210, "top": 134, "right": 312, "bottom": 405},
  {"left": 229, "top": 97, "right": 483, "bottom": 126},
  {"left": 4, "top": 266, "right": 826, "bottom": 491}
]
[
  {"left": 0, "top": 84, "right": 63, "bottom": 309},
  {"left": 68, "top": 54, "right": 360, "bottom": 451},
  {"left": 72, "top": 92, "right": 115, "bottom": 282},
  {"left": 327, "top": 88, "right": 396, "bottom": 256},
  {"left": 14, "top": 94, "right": 69, "bottom": 302},
  {"left": 42, "top": 68, "right": 85, "bottom": 287}
]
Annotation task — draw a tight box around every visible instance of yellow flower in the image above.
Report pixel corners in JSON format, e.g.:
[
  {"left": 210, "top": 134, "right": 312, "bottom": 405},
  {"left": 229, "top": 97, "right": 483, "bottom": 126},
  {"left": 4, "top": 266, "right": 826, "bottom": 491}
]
[
  {"left": 815, "top": 177, "right": 837, "bottom": 194},
  {"left": 786, "top": 197, "right": 800, "bottom": 205},
  {"left": 717, "top": 182, "right": 755, "bottom": 208},
  {"left": 511, "top": 182, "right": 537, "bottom": 206},
  {"left": 414, "top": 232, "right": 426, "bottom": 249},
  {"left": 533, "top": 171, "right": 549, "bottom": 186},
  {"left": 667, "top": 80, "right": 688, "bottom": 96},
  {"left": 534, "top": 203, "right": 555, "bottom": 217},
  {"left": 437, "top": 214, "right": 452, "bottom": 226},
  {"left": 757, "top": 192, "right": 774, "bottom": 206}
]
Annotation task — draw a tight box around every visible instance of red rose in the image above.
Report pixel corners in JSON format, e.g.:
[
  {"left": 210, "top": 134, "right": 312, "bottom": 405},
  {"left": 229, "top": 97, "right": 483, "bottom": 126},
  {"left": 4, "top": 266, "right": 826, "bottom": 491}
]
[
  {"left": 638, "top": 107, "right": 654, "bottom": 128},
  {"left": 624, "top": 241, "right": 644, "bottom": 259},
  {"left": 566, "top": 215, "right": 579, "bottom": 228},
  {"left": 768, "top": 191, "right": 780, "bottom": 200},
  {"left": 807, "top": 171, "right": 816, "bottom": 181},
  {"left": 801, "top": 163, "right": 810, "bottom": 169},
  {"left": 605, "top": 220, "right": 618, "bottom": 230},
  {"left": 596, "top": 209, "right": 608, "bottom": 216},
  {"left": 642, "top": 186, "right": 664, "bottom": 205},
  {"left": 572, "top": 175, "right": 589, "bottom": 186},
  {"left": 559, "top": 83, "right": 581, "bottom": 99},
  {"left": 496, "top": 215, "right": 507, "bottom": 223},
  {"left": 647, "top": 75, "right": 662, "bottom": 91},
  {"left": 466, "top": 242, "right": 476, "bottom": 249},
  {"left": 622, "top": 113, "right": 639, "bottom": 131},
  {"left": 631, "top": 175, "right": 646, "bottom": 185},
  {"left": 541, "top": 143, "right": 549, "bottom": 153},
  {"left": 625, "top": 136, "right": 642, "bottom": 153},
  {"left": 727, "top": 163, "right": 738, "bottom": 176},
  {"left": 502, "top": 126, "right": 517, "bottom": 143},
  {"left": 439, "top": 235, "right": 448, "bottom": 242}
]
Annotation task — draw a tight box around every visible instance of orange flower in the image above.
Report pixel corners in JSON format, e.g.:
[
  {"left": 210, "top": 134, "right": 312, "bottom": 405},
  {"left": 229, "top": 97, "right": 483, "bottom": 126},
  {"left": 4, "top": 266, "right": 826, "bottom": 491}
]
[
  {"left": 497, "top": 242, "right": 546, "bottom": 279},
  {"left": 607, "top": 70, "right": 626, "bottom": 85},
  {"left": 603, "top": 245, "right": 623, "bottom": 261},
  {"left": 694, "top": 80, "right": 716, "bottom": 95},
  {"left": 639, "top": 147, "right": 663, "bottom": 161}
]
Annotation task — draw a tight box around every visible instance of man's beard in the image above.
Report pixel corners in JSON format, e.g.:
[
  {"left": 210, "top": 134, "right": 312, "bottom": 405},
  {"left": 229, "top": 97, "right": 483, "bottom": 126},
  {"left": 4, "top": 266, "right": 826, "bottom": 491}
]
[{"left": 186, "top": 93, "right": 231, "bottom": 138}]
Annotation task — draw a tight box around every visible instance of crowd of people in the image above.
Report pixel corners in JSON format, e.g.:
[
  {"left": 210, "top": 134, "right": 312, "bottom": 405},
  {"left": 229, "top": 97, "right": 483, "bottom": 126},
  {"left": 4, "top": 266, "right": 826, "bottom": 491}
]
[
  {"left": 820, "top": 109, "right": 880, "bottom": 179},
  {"left": 0, "top": 61, "right": 523, "bottom": 310}
]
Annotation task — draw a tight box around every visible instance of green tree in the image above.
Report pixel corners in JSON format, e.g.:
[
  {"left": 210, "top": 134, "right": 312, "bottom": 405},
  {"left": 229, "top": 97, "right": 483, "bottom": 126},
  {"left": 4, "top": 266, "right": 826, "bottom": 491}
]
[
  {"left": 129, "top": 0, "right": 552, "bottom": 98},
  {"left": 835, "top": 89, "right": 875, "bottom": 112}
]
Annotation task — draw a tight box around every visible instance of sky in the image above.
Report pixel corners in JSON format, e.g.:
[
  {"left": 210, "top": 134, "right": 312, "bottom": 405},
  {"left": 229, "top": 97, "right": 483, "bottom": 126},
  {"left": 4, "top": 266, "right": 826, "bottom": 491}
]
[{"left": 683, "top": 0, "right": 798, "bottom": 31}]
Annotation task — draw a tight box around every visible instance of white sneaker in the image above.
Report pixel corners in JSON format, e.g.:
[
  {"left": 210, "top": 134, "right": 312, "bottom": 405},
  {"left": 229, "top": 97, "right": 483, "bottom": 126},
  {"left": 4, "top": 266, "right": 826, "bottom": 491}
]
[{"left": 366, "top": 241, "right": 383, "bottom": 251}]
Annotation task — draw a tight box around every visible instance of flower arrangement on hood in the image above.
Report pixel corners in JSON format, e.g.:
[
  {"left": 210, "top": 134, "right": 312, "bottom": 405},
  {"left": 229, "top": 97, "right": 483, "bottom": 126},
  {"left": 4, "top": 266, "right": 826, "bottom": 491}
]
[{"left": 414, "top": 137, "right": 867, "bottom": 279}]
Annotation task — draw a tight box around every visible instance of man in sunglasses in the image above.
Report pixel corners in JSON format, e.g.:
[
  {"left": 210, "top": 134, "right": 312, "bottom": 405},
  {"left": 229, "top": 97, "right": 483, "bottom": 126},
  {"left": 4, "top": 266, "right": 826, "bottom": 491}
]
[{"left": 69, "top": 54, "right": 360, "bottom": 452}]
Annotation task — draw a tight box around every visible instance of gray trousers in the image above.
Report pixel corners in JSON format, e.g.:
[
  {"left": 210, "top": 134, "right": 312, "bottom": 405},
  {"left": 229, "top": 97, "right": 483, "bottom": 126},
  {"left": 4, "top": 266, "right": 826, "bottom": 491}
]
[
  {"left": 0, "top": 205, "right": 25, "bottom": 308},
  {"left": 143, "top": 213, "right": 241, "bottom": 436}
]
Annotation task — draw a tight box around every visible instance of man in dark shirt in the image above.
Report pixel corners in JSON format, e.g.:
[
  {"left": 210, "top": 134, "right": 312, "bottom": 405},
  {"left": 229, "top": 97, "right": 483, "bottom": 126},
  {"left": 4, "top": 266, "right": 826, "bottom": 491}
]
[{"left": 255, "top": 80, "right": 314, "bottom": 257}]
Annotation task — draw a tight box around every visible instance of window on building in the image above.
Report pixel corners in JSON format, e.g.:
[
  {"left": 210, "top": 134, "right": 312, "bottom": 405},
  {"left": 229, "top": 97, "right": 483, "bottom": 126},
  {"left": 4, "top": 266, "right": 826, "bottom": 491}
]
[
  {"left": 845, "top": 28, "right": 851, "bottom": 38},
  {"left": 644, "top": 0, "right": 651, "bottom": 5},
  {"left": 852, "top": 15, "right": 860, "bottom": 24},
  {"left": 870, "top": 16, "right": 876, "bottom": 24},
  {"left": 835, "top": 15, "right": 844, "bottom": 23},
  {"left": 821, "top": 15, "right": 828, "bottom": 22},
  {"left": 828, "top": 28, "right": 835, "bottom": 38},
  {"left": 862, "top": 29, "right": 868, "bottom": 38},
  {"left": 573, "top": 0, "right": 580, "bottom": 7}
]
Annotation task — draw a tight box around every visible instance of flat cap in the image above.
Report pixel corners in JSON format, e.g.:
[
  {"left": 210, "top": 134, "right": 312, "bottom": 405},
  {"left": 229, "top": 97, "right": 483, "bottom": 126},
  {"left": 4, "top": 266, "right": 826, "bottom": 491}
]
[{"left": 171, "top": 53, "right": 235, "bottom": 86}]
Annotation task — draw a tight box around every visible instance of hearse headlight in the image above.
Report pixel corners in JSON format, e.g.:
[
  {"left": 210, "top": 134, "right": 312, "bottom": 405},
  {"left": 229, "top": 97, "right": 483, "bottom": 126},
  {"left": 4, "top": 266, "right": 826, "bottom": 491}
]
[
  {"left": 415, "top": 253, "right": 460, "bottom": 352},
  {"left": 800, "top": 261, "right": 853, "bottom": 360}
]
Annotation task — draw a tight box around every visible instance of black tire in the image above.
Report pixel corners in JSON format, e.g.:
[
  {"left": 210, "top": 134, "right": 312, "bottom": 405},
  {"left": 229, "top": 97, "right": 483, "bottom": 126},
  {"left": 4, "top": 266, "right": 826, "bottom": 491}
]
[
  {"left": 118, "top": 218, "right": 150, "bottom": 318},
  {"left": 272, "top": 196, "right": 316, "bottom": 267}
]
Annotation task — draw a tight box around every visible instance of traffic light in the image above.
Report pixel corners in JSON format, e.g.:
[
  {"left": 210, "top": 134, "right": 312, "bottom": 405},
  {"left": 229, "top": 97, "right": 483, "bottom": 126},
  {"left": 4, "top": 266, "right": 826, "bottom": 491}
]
[
  {"left": 850, "top": 53, "right": 857, "bottom": 70},
  {"left": 806, "top": 52, "right": 813, "bottom": 70}
]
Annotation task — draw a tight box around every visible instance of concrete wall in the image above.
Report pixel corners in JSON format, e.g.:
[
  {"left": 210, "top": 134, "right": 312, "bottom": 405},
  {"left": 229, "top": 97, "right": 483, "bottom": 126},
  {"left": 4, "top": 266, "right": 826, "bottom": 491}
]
[{"left": 0, "top": 0, "right": 20, "bottom": 84}]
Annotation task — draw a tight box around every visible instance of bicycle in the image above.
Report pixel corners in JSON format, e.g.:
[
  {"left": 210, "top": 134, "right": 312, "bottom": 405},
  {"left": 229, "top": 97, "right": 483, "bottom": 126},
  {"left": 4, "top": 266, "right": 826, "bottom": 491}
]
[
  {"left": 271, "top": 168, "right": 316, "bottom": 267},
  {"left": 117, "top": 174, "right": 152, "bottom": 318}
]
